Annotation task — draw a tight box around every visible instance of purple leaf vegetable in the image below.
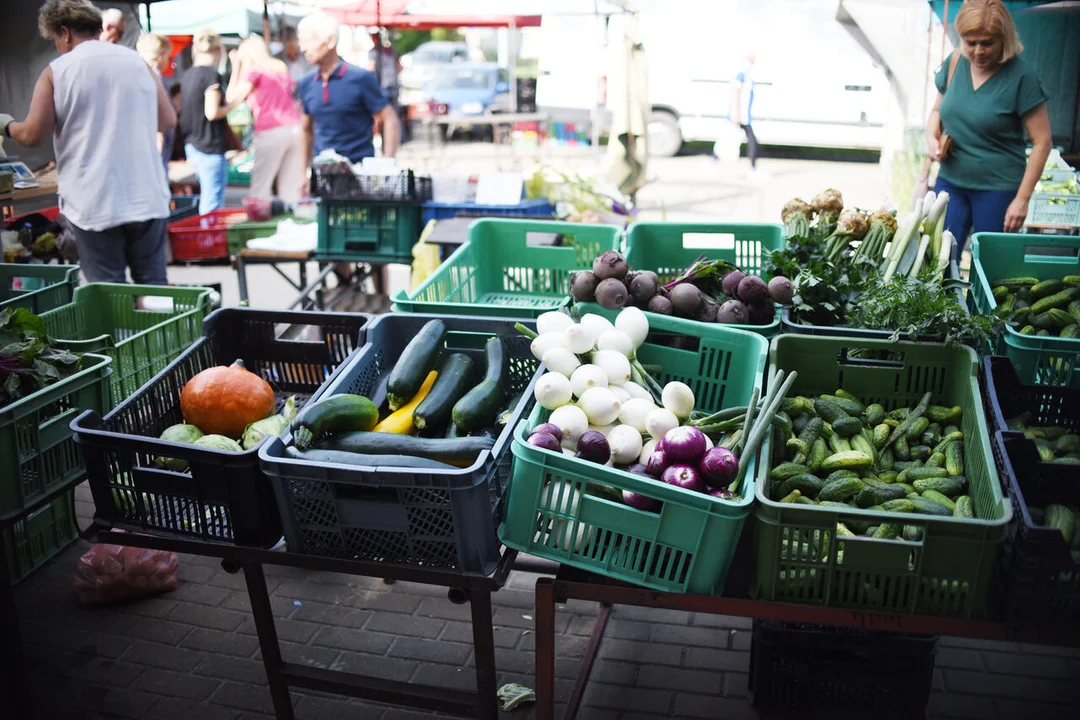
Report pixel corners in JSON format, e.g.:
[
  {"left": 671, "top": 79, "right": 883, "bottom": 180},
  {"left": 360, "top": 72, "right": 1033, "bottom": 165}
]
[
  {"left": 661, "top": 464, "right": 702, "bottom": 493},
  {"left": 661, "top": 425, "right": 708, "bottom": 465},
  {"left": 698, "top": 446, "right": 739, "bottom": 486}
]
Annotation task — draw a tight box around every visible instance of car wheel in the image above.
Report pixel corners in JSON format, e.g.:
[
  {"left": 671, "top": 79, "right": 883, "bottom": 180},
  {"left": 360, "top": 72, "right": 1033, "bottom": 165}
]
[{"left": 648, "top": 110, "right": 682, "bottom": 157}]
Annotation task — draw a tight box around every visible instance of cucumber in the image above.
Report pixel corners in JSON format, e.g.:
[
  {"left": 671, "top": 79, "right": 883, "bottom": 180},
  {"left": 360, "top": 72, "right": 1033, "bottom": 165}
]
[
  {"left": 316, "top": 431, "right": 495, "bottom": 464},
  {"left": 819, "top": 476, "right": 865, "bottom": 502},
  {"left": 877, "top": 447, "right": 895, "bottom": 472},
  {"left": 872, "top": 423, "right": 890, "bottom": 447},
  {"left": 894, "top": 435, "right": 910, "bottom": 460},
  {"left": 808, "top": 438, "right": 828, "bottom": 471},
  {"left": 413, "top": 353, "right": 475, "bottom": 434},
  {"left": 856, "top": 483, "right": 906, "bottom": 508},
  {"left": 770, "top": 462, "right": 811, "bottom": 482},
  {"left": 291, "top": 394, "right": 379, "bottom": 450},
  {"left": 387, "top": 320, "right": 447, "bottom": 410},
  {"left": 822, "top": 394, "right": 865, "bottom": 416},
  {"left": 881, "top": 498, "right": 915, "bottom": 513},
  {"left": 913, "top": 476, "right": 965, "bottom": 497},
  {"left": 872, "top": 523, "right": 901, "bottom": 539},
  {"left": 827, "top": 433, "right": 853, "bottom": 454},
  {"left": 909, "top": 444, "right": 932, "bottom": 462},
  {"left": 906, "top": 466, "right": 949, "bottom": 481},
  {"left": 907, "top": 495, "right": 953, "bottom": 517},
  {"left": 864, "top": 404, "right": 886, "bottom": 427},
  {"left": 814, "top": 398, "right": 848, "bottom": 424},
  {"left": 952, "top": 496, "right": 974, "bottom": 519},
  {"left": 285, "top": 446, "right": 455, "bottom": 469},
  {"left": 925, "top": 405, "right": 962, "bottom": 424},
  {"left": 906, "top": 417, "right": 930, "bottom": 440},
  {"left": 1045, "top": 504, "right": 1076, "bottom": 545},
  {"left": 945, "top": 441, "right": 964, "bottom": 476},
  {"left": 820, "top": 450, "right": 874, "bottom": 472},
  {"left": 850, "top": 434, "right": 877, "bottom": 463},
  {"left": 452, "top": 337, "right": 507, "bottom": 433},
  {"left": 778, "top": 474, "right": 826, "bottom": 500}
]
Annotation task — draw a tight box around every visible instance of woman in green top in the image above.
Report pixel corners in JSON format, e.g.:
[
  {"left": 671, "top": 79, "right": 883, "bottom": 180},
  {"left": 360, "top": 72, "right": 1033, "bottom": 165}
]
[{"left": 926, "top": 0, "right": 1051, "bottom": 248}]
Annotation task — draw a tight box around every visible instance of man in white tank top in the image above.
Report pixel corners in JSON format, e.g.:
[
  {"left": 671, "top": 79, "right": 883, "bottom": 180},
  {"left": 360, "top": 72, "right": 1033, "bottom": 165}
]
[{"left": 0, "top": 0, "right": 176, "bottom": 284}]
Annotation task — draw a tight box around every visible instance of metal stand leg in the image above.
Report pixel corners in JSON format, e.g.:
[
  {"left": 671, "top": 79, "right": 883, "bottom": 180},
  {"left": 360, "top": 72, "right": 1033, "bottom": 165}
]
[
  {"left": 236, "top": 253, "right": 250, "bottom": 305},
  {"left": 469, "top": 588, "right": 499, "bottom": 720},
  {"left": 0, "top": 529, "right": 30, "bottom": 718},
  {"left": 563, "top": 603, "right": 611, "bottom": 720},
  {"left": 243, "top": 562, "right": 295, "bottom": 720},
  {"left": 535, "top": 577, "right": 557, "bottom": 720}
]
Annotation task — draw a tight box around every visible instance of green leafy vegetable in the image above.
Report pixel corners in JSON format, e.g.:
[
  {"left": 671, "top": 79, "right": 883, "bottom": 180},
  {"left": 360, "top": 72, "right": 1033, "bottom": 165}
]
[{"left": 0, "top": 308, "right": 83, "bottom": 408}]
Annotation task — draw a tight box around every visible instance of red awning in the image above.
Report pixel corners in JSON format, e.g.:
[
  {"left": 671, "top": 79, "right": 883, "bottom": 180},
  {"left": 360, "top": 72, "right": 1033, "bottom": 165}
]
[{"left": 325, "top": 1, "right": 540, "bottom": 29}]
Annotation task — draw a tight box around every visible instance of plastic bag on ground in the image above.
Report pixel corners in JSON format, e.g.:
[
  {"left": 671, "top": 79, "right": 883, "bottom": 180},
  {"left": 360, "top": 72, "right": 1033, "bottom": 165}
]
[{"left": 73, "top": 541, "right": 180, "bottom": 606}]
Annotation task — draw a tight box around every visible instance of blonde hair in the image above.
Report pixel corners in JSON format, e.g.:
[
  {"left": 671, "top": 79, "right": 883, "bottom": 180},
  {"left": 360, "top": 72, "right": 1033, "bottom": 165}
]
[
  {"left": 136, "top": 33, "right": 169, "bottom": 64},
  {"left": 237, "top": 36, "right": 288, "bottom": 74},
  {"left": 38, "top": 0, "right": 102, "bottom": 39},
  {"left": 193, "top": 28, "right": 222, "bottom": 56},
  {"left": 955, "top": 0, "right": 1023, "bottom": 62}
]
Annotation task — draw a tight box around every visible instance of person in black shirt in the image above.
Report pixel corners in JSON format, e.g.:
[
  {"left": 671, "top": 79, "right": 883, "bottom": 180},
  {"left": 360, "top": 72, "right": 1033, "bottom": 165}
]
[{"left": 180, "top": 28, "right": 237, "bottom": 214}]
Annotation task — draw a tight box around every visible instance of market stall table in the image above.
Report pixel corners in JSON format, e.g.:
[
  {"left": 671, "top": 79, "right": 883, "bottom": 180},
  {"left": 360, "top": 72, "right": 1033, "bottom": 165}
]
[
  {"left": 0, "top": 181, "right": 58, "bottom": 219},
  {"left": 533, "top": 565, "right": 1080, "bottom": 720}
]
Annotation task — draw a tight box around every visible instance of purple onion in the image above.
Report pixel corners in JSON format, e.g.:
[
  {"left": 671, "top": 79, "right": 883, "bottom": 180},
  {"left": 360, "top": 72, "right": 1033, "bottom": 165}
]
[
  {"left": 531, "top": 423, "right": 562, "bottom": 440},
  {"left": 698, "top": 446, "right": 739, "bottom": 486},
  {"left": 645, "top": 450, "right": 669, "bottom": 477},
  {"left": 661, "top": 464, "right": 702, "bottom": 492},
  {"left": 575, "top": 431, "right": 611, "bottom": 464},
  {"left": 527, "top": 432, "right": 562, "bottom": 453},
  {"left": 654, "top": 437, "right": 665, "bottom": 452},
  {"left": 662, "top": 426, "right": 708, "bottom": 465},
  {"left": 625, "top": 463, "right": 649, "bottom": 475},
  {"left": 707, "top": 487, "right": 735, "bottom": 500},
  {"left": 622, "top": 489, "right": 661, "bottom": 512}
]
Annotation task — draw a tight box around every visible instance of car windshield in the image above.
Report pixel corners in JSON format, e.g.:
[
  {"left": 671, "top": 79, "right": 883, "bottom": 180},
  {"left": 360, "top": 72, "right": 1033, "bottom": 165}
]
[
  {"left": 413, "top": 46, "right": 459, "bottom": 64},
  {"left": 431, "top": 69, "right": 493, "bottom": 91}
]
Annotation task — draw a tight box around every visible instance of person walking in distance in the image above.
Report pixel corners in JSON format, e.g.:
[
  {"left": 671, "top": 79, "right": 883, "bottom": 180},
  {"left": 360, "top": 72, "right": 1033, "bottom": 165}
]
[
  {"left": 730, "top": 52, "right": 762, "bottom": 178},
  {"left": 180, "top": 28, "right": 235, "bottom": 214},
  {"left": 0, "top": 0, "right": 174, "bottom": 285},
  {"left": 100, "top": 7, "right": 124, "bottom": 43},
  {"left": 278, "top": 25, "right": 314, "bottom": 91},
  {"left": 137, "top": 32, "right": 175, "bottom": 181}
]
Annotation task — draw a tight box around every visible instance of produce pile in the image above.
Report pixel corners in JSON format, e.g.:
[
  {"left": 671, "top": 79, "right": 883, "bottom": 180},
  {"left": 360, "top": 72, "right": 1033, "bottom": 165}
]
[
  {"left": 766, "top": 389, "right": 978, "bottom": 539},
  {"left": 0, "top": 307, "right": 83, "bottom": 409},
  {"left": 154, "top": 359, "right": 298, "bottom": 465},
  {"left": 1004, "top": 415, "right": 1080, "bottom": 552},
  {"left": 570, "top": 248, "right": 793, "bottom": 327},
  {"left": 989, "top": 275, "right": 1080, "bottom": 339},
  {"left": 522, "top": 307, "right": 794, "bottom": 509},
  {"left": 281, "top": 320, "right": 519, "bottom": 469},
  {"left": 771, "top": 188, "right": 1000, "bottom": 345}
]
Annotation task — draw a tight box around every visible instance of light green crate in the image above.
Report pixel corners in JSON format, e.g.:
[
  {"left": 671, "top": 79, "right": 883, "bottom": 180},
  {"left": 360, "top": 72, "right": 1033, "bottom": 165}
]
[
  {"left": 0, "top": 264, "right": 79, "bottom": 314},
  {"left": 968, "top": 232, "right": 1080, "bottom": 387},
  {"left": 752, "top": 335, "right": 1010, "bottom": 619},
  {"left": 3, "top": 492, "right": 78, "bottom": 584},
  {"left": 500, "top": 314, "right": 769, "bottom": 594},
  {"left": 39, "top": 283, "right": 212, "bottom": 407},
  {"left": 622, "top": 222, "right": 785, "bottom": 337},
  {"left": 225, "top": 215, "right": 313, "bottom": 255},
  {"left": 393, "top": 218, "right": 622, "bottom": 319}
]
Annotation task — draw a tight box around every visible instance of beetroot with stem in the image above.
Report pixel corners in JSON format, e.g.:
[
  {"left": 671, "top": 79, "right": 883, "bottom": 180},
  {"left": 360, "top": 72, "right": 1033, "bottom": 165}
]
[
  {"left": 570, "top": 271, "right": 599, "bottom": 302},
  {"left": 668, "top": 283, "right": 701, "bottom": 317},
  {"left": 715, "top": 299, "right": 748, "bottom": 325},
  {"left": 737, "top": 275, "right": 768, "bottom": 305},
  {"left": 747, "top": 297, "right": 776, "bottom": 325},
  {"left": 595, "top": 278, "right": 628, "bottom": 310},
  {"left": 647, "top": 294, "right": 673, "bottom": 315},
  {"left": 768, "top": 275, "right": 794, "bottom": 305},
  {"left": 629, "top": 271, "right": 659, "bottom": 306},
  {"left": 593, "top": 251, "right": 629, "bottom": 281}
]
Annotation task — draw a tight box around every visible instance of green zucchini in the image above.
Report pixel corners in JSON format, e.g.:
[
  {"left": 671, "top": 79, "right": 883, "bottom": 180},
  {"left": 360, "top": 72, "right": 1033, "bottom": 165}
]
[
  {"left": 286, "top": 446, "right": 455, "bottom": 469},
  {"left": 316, "top": 431, "right": 494, "bottom": 464},
  {"left": 413, "top": 353, "right": 475, "bottom": 434},
  {"left": 452, "top": 337, "right": 506, "bottom": 433},
  {"left": 291, "top": 394, "right": 379, "bottom": 450},
  {"left": 387, "top": 320, "right": 447, "bottom": 410}
]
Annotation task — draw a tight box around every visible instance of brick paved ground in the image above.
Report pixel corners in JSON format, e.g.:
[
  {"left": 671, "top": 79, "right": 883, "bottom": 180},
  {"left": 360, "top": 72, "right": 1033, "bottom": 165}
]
[{"left": 9, "top": 483, "right": 1079, "bottom": 720}]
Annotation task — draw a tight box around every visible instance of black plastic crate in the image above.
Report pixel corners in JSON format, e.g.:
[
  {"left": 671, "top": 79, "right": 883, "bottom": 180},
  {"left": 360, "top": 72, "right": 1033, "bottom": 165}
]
[
  {"left": 259, "top": 313, "right": 542, "bottom": 574},
  {"left": 311, "top": 165, "right": 432, "bottom": 203},
  {"left": 981, "top": 355, "right": 1080, "bottom": 438},
  {"left": 749, "top": 620, "right": 937, "bottom": 719},
  {"left": 73, "top": 308, "right": 370, "bottom": 547}
]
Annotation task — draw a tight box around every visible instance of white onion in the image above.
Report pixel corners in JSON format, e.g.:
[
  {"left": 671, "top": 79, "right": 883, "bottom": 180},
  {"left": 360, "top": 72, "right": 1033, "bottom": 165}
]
[
  {"left": 596, "top": 329, "right": 634, "bottom": 357},
  {"left": 534, "top": 372, "right": 573, "bottom": 410},
  {"left": 608, "top": 384, "right": 631, "bottom": 403},
  {"left": 530, "top": 333, "right": 564, "bottom": 362},
  {"left": 562, "top": 323, "right": 596, "bottom": 354},
  {"left": 588, "top": 422, "right": 618, "bottom": 438},
  {"left": 542, "top": 347, "right": 581, "bottom": 378},
  {"left": 639, "top": 438, "right": 658, "bottom": 465},
  {"left": 615, "top": 306, "right": 649, "bottom": 348},
  {"left": 608, "top": 424, "right": 644, "bottom": 464},
  {"left": 550, "top": 405, "right": 589, "bottom": 446},
  {"left": 619, "top": 382, "right": 654, "bottom": 401},
  {"left": 592, "top": 350, "right": 631, "bottom": 385},
  {"left": 618, "top": 397, "right": 655, "bottom": 433},
  {"left": 579, "top": 313, "right": 615, "bottom": 339},
  {"left": 570, "top": 364, "right": 608, "bottom": 398},
  {"left": 578, "top": 386, "right": 621, "bottom": 425},
  {"left": 645, "top": 408, "right": 679, "bottom": 440},
  {"left": 661, "top": 381, "right": 695, "bottom": 420},
  {"left": 537, "top": 311, "right": 574, "bottom": 336}
]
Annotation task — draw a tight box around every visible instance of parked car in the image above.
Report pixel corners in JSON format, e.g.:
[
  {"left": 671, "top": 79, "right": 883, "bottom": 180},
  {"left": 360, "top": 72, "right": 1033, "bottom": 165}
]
[
  {"left": 399, "top": 40, "right": 484, "bottom": 104},
  {"left": 408, "top": 63, "right": 512, "bottom": 139}
]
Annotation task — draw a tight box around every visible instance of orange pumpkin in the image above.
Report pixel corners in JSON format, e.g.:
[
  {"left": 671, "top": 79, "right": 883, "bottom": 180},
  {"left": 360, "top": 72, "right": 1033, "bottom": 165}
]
[{"left": 180, "top": 359, "right": 275, "bottom": 438}]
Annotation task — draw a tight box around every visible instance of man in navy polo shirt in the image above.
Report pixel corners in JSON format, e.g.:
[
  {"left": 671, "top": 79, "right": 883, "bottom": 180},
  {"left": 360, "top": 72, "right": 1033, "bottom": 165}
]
[{"left": 297, "top": 13, "right": 400, "bottom": 187}]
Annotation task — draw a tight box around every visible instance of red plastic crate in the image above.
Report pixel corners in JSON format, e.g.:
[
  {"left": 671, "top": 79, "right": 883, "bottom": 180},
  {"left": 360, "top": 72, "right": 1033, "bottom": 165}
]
[{"left": 167, "top": 209, "right": 248, "bottom": 261}]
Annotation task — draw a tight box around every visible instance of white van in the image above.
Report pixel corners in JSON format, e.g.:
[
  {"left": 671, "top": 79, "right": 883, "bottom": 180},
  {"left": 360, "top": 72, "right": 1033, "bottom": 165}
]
[{"left": 536, "top": 0, "right": 890, "bottom": 156}]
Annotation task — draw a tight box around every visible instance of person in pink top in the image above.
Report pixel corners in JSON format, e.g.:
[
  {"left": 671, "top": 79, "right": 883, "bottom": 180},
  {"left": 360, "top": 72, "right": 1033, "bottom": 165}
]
[{"left": 226, "top": 36, "right": 304, "bottom": 203}]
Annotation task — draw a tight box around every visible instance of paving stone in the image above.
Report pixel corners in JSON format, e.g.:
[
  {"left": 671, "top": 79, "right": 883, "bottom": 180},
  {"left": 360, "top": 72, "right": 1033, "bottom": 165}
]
[
  {"left": 21, "top": 621, "right": 133, "bottom": 659},
  {"left": 415, "top": 595, "right": 475, "bottom": 621},
  {"left": 63, "top": 655, "right": 146, "bottom": 688},
  {"left": 177, "top": 562, "right": 219, "bottom": 584},
  {"left": 331, "top": 652, "right": 420, "bottom": 683},
  {"left": 101, "top": 614, "right": 194, "bottom": 645},
  {"left": 366, "top": 611, "right": 446, "bottom": 638},
  {"left": 77, "top": 684, "right": 162, "bottom": 719},
  {"left": 238, "top": 617, "right": 320, "bottom": 644},
  {"left": 354, "top": 588, "right": 425, "bottom": 615},
  {"left": 409, "top": 661, "right": 474, "bottom": 691},
  {"left": 169, "top": 580, "right": 231, "bottom": 607},
  {"left": 491, "top": 648, "right": 536, "bottom": 675},
  {"left": 1016, "top": 643, "right": 1080, "bottom": 658},
  {"left": 940, "top": 637, "right": 1023, "bottom": 653},
  {"left": 440, "top": 619, "right": 522, "bottom": 648},
  {"left": 169, "top": 602, "right": 248, "bottom": 632},
  {"left": 208, "top": 569, "right": 282, "bottom": 595},
  {"left": 611, "top": 606, "right": 692, "bottom": 625},
  {"left": 145, "top": 698, "right": 241, "bottom": 720},
  {"left": 295, "top": 694, "right": 382, "bottom": 719},
  {"left": 943, "top": 669, "right": 1078, "bottom": 703},
  {"left": 567, "top": 615, "right": 650, "bottom": 640},
  {"left": 132, "top": 667, "right": 222, "bottom": 700},
  {"left": 729, "top": 629, "right": 751, "bottom": 651},
  {"left": 981, "top": 650, "right": 1076, "bottom": 679},
  {"left": 264, "top": 641, "right": 341, "bottom": 669},
  {"left": 290, "top": 599, "right": 373, "bottom": 628},
  {"left": 598, "top": 638, "right": 683, "bottom": 667},
  {"left": 274, "top": 579, "right": 370, "bottom": 605},
  {"left": 933, "top": 668, "right": 947, "bottom": 691},
  {"left": 181, "top": 628, "right": 262, "bottom": 658},
  {"left": 936, "top": 647, "right": 984, "bottom": 670},
  {"left": 685, "top": 647, "right": 751, "bottom": 673},
  {"left": 993, "top": 699, "right": 1077, "bottom": 720},
  {"left": 221, "top": 589, "right": 295, "bottom": 616},
  {"left": 673, "top": 693, "right": 758, "bottom": 719},
  {"left": 648, "top": 623, "right": 731, "bottom": 648},
  {"left": 583, "top": 682, "right": 673, "bottom": 715},
  {"left": 691, "top": 613, "right": 752, "bottom": 630},
  {"left": 928, "top": 691, "right": 998, "bottom": 719},
  {"left": 121, "top": 596, "right": 183, "bottom": 620},
  {"left": 122, "top": 642, "right": 206, "bottom": 672},
  {"left": 211, "top": 681, "right": 276, "bottom": 715},
  {"left": 724, "top": 672, "right": 750, "bottom": 698},
  {"left": 311, "top": 625, "right": 395, "bottom": 655},
  {"left": 636, "top": 665, "right": 723, "bottom": 694},
  {"left": 389, "top": 637, "right": 472, "bottom": 665},
  {"left": 195, "top": 655, "right": 269, "bottom": 686}
]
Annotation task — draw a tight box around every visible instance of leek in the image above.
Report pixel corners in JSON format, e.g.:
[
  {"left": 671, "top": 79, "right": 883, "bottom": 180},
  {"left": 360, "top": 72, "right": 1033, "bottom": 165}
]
[{"left": 908, "top": 234, "right": 932, "bottom": 277}]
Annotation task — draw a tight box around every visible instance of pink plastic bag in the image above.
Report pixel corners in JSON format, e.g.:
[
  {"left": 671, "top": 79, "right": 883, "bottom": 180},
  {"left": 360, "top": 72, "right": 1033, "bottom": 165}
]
[{"left": 73, "top": 543, "right": 180, "bottom": 606}]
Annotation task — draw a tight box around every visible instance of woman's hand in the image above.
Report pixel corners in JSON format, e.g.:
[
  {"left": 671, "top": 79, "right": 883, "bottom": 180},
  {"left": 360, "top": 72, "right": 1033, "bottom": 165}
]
[
  {"left": 927, "top": 135, "right": 941, "bottom": 162},
  {"left": 1004, "top": 195, "right": 1029, "bottom": 233}
]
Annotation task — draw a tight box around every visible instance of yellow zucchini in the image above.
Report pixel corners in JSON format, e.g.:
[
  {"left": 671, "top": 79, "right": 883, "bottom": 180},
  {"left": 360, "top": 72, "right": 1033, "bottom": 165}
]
[{"left": 373, "top": 371, "right": 438, "bottom": 434}]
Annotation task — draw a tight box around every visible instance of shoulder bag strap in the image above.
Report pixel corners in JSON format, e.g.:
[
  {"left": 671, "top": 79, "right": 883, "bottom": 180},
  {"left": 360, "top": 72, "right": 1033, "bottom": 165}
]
[{"left": 945, "top": 49, "right": 961, "bottom": 92}]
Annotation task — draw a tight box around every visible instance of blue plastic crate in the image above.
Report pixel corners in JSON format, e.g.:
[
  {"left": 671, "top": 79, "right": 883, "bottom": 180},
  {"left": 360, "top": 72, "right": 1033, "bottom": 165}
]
[{"left": 422, "top": 199, "right": 554, "bottom": 225}]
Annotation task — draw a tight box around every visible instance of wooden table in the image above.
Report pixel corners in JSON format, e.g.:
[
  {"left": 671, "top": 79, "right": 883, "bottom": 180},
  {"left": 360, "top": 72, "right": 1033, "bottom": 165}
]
[{"left": 0, "top": 183, "right": 58, "bottom": 219}]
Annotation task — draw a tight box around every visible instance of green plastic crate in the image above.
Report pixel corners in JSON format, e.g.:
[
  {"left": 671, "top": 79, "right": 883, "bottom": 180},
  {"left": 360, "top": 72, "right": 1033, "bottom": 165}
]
[
  {"left": 3, "top": 492, "right": 78, "bottom": 584},
  {"left": 227, "top": 166, "right": 251, "bottom": 187},
  {"left": 0, "top": 264, "right": 79, "bottom": 314},
  {"left": 1027, "top": 193, "right": 1080, "bottom": 228},
  {"left": 393, "top": 218, "right": 623, "bottom": 319},
  {"left": 39, "top": 284, "right": 212, "bottom": 407},
  {"left": 622, "top": 222, "right": 785, "bottom": 337},
  {"left": 501, "top": 314, "right": 769, "bottom": 594},
  {"left": 316, "top": 200, "right": 423, "bottom": 264},
  {"left": 968, "top": 233, "right": 1080, "bottom": 387},
  {"left": 225, "top": 214, "right": 314, "bottom": 255},
  {"left": 752, "top": 336, "right": 1011, "bottom": 619},
  {"left": 0, "top": 353, "right": 111, "bottom": 521}
]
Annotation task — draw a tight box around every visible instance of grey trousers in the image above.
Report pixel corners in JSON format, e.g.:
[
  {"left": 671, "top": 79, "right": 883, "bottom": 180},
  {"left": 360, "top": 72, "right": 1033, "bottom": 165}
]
[{"left": 71, "top": 217, "right": 169, "bottom": 285}]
